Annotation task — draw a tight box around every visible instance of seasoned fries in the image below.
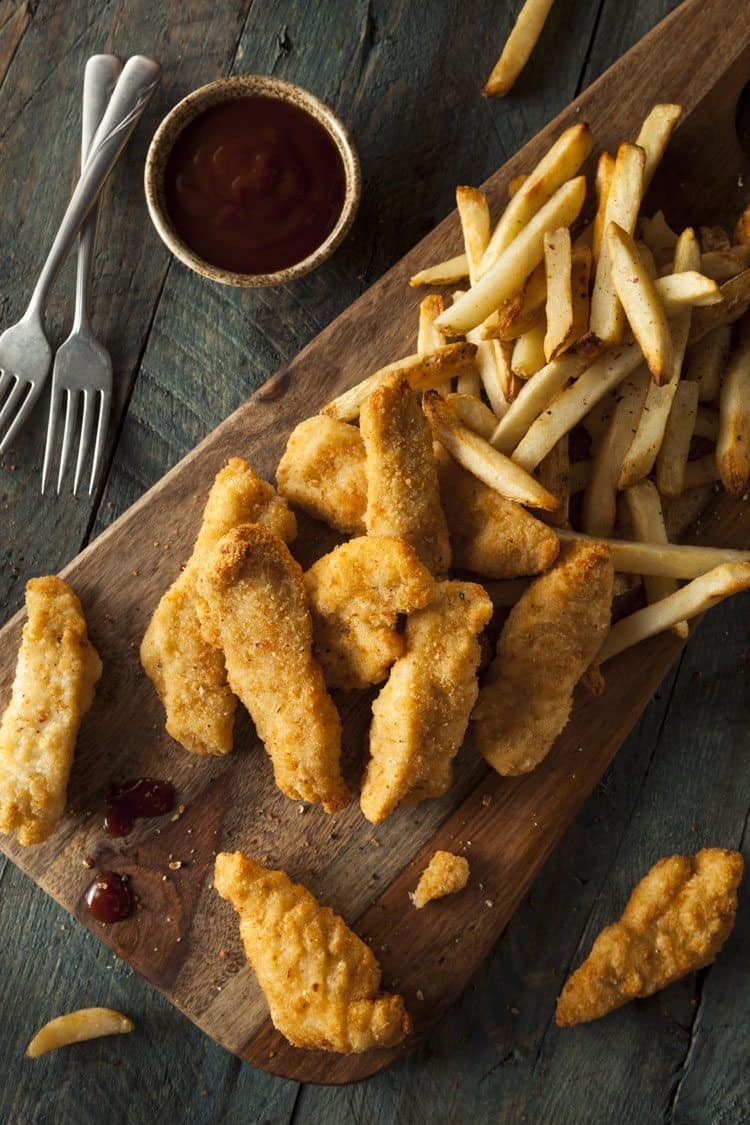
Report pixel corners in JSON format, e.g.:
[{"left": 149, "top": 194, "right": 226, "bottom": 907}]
[
  {"left": 622, "top": 481, "right": 687, "bottom": 638},
  {"left": 26, "top": 1009, "right": 134, "bottom": 1058},
  {"left": 544, "top": 227, "right": 573, "bottom": 360},
  {"left": 656, "top": 379, "right": 700, "bottom": 497},
  {"left": 511, "top": 321, "right": 547, "bottom": 378},
  {"left": 582, "top": 367, "right": 650, "bottom": 537},
  {"left": 717, "top": 333, "right": 750, "bottom": 495},
  {"left": 590, "top": 144, "right": 646, "bottom": 344},
  {"left": 483, "top": 0, "right": 555, "bottom": 98},
  {"left": 635, "top": 103, "right": 681, "bottom": 190},
  {"left": 409, "top": 252, "right": 469, "bottom": 287},
  {"left": 593, "top": 152, "right": 615, "bottom": 263},
  {"left": 446, "top": 392, "right": 498, "bottom": 440},
  {"left": 556, "top": 528, "right": 750, "bottom": 579},
  {"left": 685, "top": 323, "right": 731, "bottom": 402},
  {"left": 607, "top": 222, "right": 672, "bottom": 382},
  {"left": 490, "top": 351, "right": 587, "bottom": 455}
]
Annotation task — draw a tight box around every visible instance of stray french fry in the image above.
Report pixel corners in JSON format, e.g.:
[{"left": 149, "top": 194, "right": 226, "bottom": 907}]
[
  {"left": 685, "top": 323, "right": 731, "bottom": 402},
  {"left": 409, "top": 253, "right": 469, "bottom": 288},
  {"left": 512, "top": 321, "right": 547, "bottom": 379},
  {"left": 654, "top": 271, "right": 721, "bottom": 309},
  {"left": 622, "top": 481, "right": 687, "bottom": 638},
  {"left": 481, "top": 124, "right": 592, "bottom": 270},
  {"left": 683, "top": 454, "right": 720, "bottom": 490},
  {"left": 490, "top": 351, "right": 587, "bottom": 455},
  {"left": 640, "top": 210, "right": 679, "bottom": 267},
  {"left": 690, "top": 270, "right": 750, "bottom": 343},
  {"left": 538, "top": 435, "right": 570, "bottom": 526},
  {"left": 424, "top": 391, "right": 558, "bottom": 510},
  {"left": 555, "top": 527, "right": 750, "bottom": 578},
  {"left": 481, "top": 264, "right": 547, "bottom": 340},
  {"left": 590, "top": 144, "right": 646, "bottom": 344},
  {"left": 483, "top": 0, "right": 556, "bottom": 97},
  {"left": 26, "top": 1008, "right": 134, "bottom": 1058},
  {"left": 607, "top": 222, "right": 672, "bottom": 382},
  {"left": 582, "top": 367, "right": 650, "bottom": 536},
  {"left": 513, "top": 342, "right": 644, "bottom": 471},
  {"left": 438, "top": 178, "right": 586, "bottom": 337},
  {"left": 322, "top": 342, "right": 478, "bottom": 422},
  {"left": 544, "top": 227, "right": 573, "bottom": 360},
  {"left": 656, "top": 380, "right": 700, "bottom": 498},
  {"left": 593, "top": 152, "right": 615, "bottom": 263},
  {"left": 635, "top": 103, "right": 681, "bottom": 190},
  {"left": 717, "top": 334, "right": 750, "bottom": 496},
  {"left": 446, "top": 393, "right": 498, "bottom": 441},
  {"left": 735, "top": 203, "right": 750, "bottom": 246},
  {"left": 598, "top": 563, "right": 750, "bottom": 663}
]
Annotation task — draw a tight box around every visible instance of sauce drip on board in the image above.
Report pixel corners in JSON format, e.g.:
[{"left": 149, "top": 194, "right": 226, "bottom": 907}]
[
  {"left": 104, "top": 778, "right": 176, "bottom": 837},
  {"left": 164, "top": 95, "right": 347, "bottom": 274},
  {"left": 85, "top": 871, "right": 134, "bottom": 923}
]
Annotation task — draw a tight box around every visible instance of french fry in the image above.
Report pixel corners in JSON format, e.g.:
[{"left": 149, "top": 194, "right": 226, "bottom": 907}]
[
  {"left": 569, "top": 459, "right": 592, "bottom": 494},
  {"left": 544, "top": 227, "right": 573, "bottom": 360},
  {"left": 597, "top": 562, "right": 750, "bottom": 663},
  {"left": 717, "top": 334, "right": 750, "bottom": 495},
  {"left": 446, "top": 392, "right": 498, "bottom": 440},
  {"left": 663, "top": 484, "right": 714, "bottom": 539},
  {"left": 699, "top": 247, "right": 750, "bottom": 281},
  {"left": 685, "top": 323, "right": 732, "bottom": 402},
  {"left": 423, "top": 391, "right": 558, "bottom": 510},
  {"left": 639, "top": 210, "right": 678, "bottom": 268},
  {"left": 694, "top": 406, "right": 720, "bottom": 441},
  {"left": 512, "top": 321, "right": 547, "bottom": 379},
  {"left": 409, "top": 253, "right": 469, "bottom": 287},
  {"left": 509, "top": 174, "right": 527, "bottom": 197},
  {"left": 636, "top": 240, "right": 658, "bottom": 279},
  {"left": 635, "top": 103, "right": 682, "bottom": 190},
  {"left": 456, "top": 186, "right": 491, "bottom": 283},
  {"left": 466, "top": 328, "right": 513, "bottom": 413},
  {"left": 656, "top": 379, "right": 700, "bottom": 498},
  {"left": 622, "top": 480, "right": 687, "bottom": 638},
  {"left": 322, "top": 342, "right": 478, "bottom": 421},
  {"left": 593, "top": 152, "right": 615, "bottom": 264},
  {"left": 538, "top": 435, "right": 570, "bottom": 526},
  {"left": 436, "top": 177, "right": 586, "bottom": 336},
  {"left": 682, "top": 454, "right": 720, "bottom": 489},
  {"left": 481, "top": 263, "right": 547, "bottom": 340},
  {"left": 582, "top": 366, "right": 650, "bottom": 536},
  {"left": 26, "top": 1008, "right": 134, "bottom": 1058},
  {"left": 589, "top": 144, "right": 646, "bottom": 344},
  {"left": 735, "top": 203, "right": 750, "bottom": 246},
  {"left": 607, "top": 221, "right": 672, "bottom": 382},
  {"left": 654, "top": 271, "right": 721, "bottom": 309},
  {"left": 490, "top": 351, "right": 587, "bottom": 455},
  {"left": 513, "top": 341, "right": 644, "bottom": 471},
  {"left": 417, "top": 294, "right": 450, "bottom": 396},
  {"left": 581, "top": 392, "right": 616, "bottom": 447},
  {"left": 481, "top": 125, "right": 592, "bottom": 271},
  {"left": 569, "top": 246, "right": 592, "bottom": 347},
  {"left": 483, "top": 0, "right": 556, "bottom": 98},
  {"left": 446, "top": 291, "right": 483, "bottom": 398},
  {"left": 689, "top": 270, "right": 750, "bottom": 343},
  {"left": 555, "top": 527, "right": 750, "bottom": 578}
]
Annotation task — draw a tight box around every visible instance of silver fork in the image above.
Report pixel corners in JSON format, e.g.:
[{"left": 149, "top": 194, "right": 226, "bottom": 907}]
[
  {"left": 0, "top": 54, "right": 161, "bottom": 459},
  {"left": 42, "top": 54, "right": 122, "bottom": 496}
]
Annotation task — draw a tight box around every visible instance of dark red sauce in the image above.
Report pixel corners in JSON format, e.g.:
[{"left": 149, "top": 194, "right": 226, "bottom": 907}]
[
  {"left": 85, "top": 871, "right": 134, "bottom": 923},
  {"left": 104, "top": 777, "right": 176, "bottom": 837},
  {"left": 164, "top": 95, "right": 347, "bottom": 274}
]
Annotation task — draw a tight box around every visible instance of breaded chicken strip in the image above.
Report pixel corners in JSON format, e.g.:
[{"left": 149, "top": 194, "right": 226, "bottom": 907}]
[
  {"left": 410, "top": 850, "right": 470, "bottom": 909},
  {"left": 141, "top": 459, "right": 296, "bottom": 757},
  {"left": 0, "top": 578, "right": 101, "bottom": 845},
  {"left": 437, "top": 448, "right": 559, "bottom": 578},
  {"left": 473, "top": 539, "right": 613, "bottom": 775},
  {"left": 276, "top": 416, "right": 367, "bottom": 535},
  {"left": 360, "top": 378, "right": 451, "bottom": 574},
  {"left": 214, "top": 851, "right": 411, "bottom": 1052},
  {"left": 557, "top": 849, "right": 744, "bottom": 1026},
  {"left": 198, "top": 525, "right": 349, "bottom": 812},
  {"left": 360, "top": 580, "right": 492, "bottom": 823},
  {"left": 304, "top": 537, "right": 434, "bottom": 690}
]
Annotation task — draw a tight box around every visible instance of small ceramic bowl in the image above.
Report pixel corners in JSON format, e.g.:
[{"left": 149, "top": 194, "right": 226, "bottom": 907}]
[{"left": 144, "top": 75, "right": 361, "bottom": 287}]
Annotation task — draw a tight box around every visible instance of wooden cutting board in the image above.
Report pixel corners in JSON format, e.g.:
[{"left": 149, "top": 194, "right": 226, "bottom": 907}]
[{"left": 2, "top": 0, "right": 750, "bottom": 1086}]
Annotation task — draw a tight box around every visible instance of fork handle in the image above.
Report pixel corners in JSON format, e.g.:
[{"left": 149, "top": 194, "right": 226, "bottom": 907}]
[
  {"left": 27, "top": 55, "right": 161, "bottom": 317},
  {"left": 73, "top": 54, "right": 123, "bottom": 333}
]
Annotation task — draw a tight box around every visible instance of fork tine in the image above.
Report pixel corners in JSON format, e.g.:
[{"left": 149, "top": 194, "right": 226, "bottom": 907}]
[
  {"left": 56, "top": 389, "right": 78, "bottom": 494},
  {"left": 88, "top": 387, "right": 110, "bottom": 496},
  {"left": 42, "top": 381, "right": 65, "bottom": 494},
  {"left": 0, "top": 378, "right": 33, "bottom": 455},
  {"left": 72, "top": 389, "right": 96, "bottom": 497},
  {"left": 0, "top": 369, "right": 14, "bottom": 404}
]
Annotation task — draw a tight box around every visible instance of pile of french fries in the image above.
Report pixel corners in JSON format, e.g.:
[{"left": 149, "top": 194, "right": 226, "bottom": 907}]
[{"left": 329, "top": 104, "right": 750, "bottom": 659}]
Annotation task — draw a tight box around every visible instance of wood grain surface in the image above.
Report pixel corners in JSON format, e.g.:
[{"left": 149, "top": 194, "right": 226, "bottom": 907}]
[{"left": 2, "top": 0, "right": 749, "bottom": 1120}]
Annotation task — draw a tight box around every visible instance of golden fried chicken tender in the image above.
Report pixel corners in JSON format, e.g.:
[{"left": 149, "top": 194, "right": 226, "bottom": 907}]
[
  {"left": 410, "top": 850, "right": 470, "bottom": 908},
  {"left": 304, "top": 536, "right": 435, "bottom": 690},
  {"left": 214, "top": 851, "right": 411, "bottom": 1052},
  {"left": 360, "top": 580, "right": 492, "bottom": 823},
  {"left": 0, "top": 577, "right": 101, "bottom": 845},
  {"left": 557, "top": 848, "right": 744, "bottom": 1027},
  {"left": 140, "top": 458, "right": 296, "bottom": 757},
  {"left": 437, "top": 448, "right": 560, "bottom": 578},
  {"left": 276, "top": 416, "right": 367, "bottom": 535},
  {"left": 198, "top": 525, "right": 349, "bottom": 812},
  {"left": 360, "top": 378, "right": 451, "bottom": 574},
  {"left": 473, "top": 539, "right": 613, "bottom": 776}
]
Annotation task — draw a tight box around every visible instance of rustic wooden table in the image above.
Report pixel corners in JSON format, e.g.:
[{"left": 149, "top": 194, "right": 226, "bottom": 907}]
[{"left": 1, "top": 0, "right": 748, "bottom": 1121}]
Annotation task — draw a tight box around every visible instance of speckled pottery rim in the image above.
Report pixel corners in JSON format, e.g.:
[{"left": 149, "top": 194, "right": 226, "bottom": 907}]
[{"left": 144, "top": 75, "right": 361, "bottom": 288}]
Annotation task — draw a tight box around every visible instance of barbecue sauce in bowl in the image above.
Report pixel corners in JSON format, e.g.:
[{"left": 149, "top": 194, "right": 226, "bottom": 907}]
[{"left": 163, "top": 96, "right": 347, "bottom": 276}]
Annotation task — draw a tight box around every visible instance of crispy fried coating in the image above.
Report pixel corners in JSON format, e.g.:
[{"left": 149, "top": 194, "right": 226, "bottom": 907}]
[
  {"left": 360, "top": 580, "right": 492, "bottom": 823},
  {"left": 140, "top": 458, "right": 296, "bottom": 757},
  {"left": 276, "top": 416, "right": 367, "bottom": 535},
  {"left": 214, "top": 851, "right": 411, "bottom": 1052},
  {"left": 304, "top": 537, "right": 435, "bottom": 690},
  {"left": 360, "top": 378, "right": 451, "bottom": 574},
  {"left": 410, "top": 850, "right": 470, "bottom": 909},
  {"left": 473, "top": 539, "right": 613, "bottom": 776},
  {"left": 557, "top": 849, "right": 744, "bottom": 1026},
  {"left": 0, "top": 578, "right": 101, "bottom": 845},
  {"left": 437, "top": 448, "right": 560, "bottom": 578},
  {"left": 198, "top": 525, "right": 349, "bottom": 812}
]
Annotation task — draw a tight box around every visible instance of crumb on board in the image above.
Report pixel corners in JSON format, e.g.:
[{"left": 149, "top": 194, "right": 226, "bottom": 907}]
[{"left": 410, "top": 850, "right": 470, "bottom": 909}]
